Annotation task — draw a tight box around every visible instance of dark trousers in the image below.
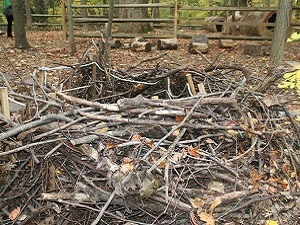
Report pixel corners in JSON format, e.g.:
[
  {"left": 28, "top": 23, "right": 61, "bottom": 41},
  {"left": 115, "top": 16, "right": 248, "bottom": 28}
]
[{"left": 5, "top": 15, "right": 13, "bottom": 37}]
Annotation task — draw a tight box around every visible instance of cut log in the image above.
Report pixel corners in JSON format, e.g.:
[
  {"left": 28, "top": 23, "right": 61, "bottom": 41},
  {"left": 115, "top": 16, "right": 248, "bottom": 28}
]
[
  {"left": 111, "top": 39, "right": 122, "bottom": 49},
  {"left": 203, "top": 16, "right": 225, "bottom": 33},
  {"left": 243, "top": 43, "right": 261, "bottom": 57},
  {"left": 218, "top": 39, "right": 235, "bottom": 49},
  {"left": 157, "top": 38, "right": 178, "bottom": 50},
  {"left": 239, "top": 11, "right": 277, "bottom": 37},
  {"left": 188, "top": 35, "right": 209, "bottom": 54},
  {"left": 222, "top": 11, "right": 243, "bottom": 35},
  {"left": 131, "top": 37, "right": 151, "bottom": 52}
]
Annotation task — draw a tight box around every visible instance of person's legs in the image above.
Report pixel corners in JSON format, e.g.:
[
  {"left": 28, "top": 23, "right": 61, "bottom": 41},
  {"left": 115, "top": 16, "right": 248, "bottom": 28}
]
[{"left": 6, "top": 15, "right": 13, "bottom": 37}]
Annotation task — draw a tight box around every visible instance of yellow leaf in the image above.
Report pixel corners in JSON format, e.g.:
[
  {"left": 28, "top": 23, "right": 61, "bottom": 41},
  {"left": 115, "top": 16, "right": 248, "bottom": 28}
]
[
  {"left": 283, "top": 71, "right": 296, "bottom": 79},
  {"left": 295, "top": 64, "right": 300, "bottom": 70},
  {"left": 209, "top": 196, "right": 222, "bottom": 214},
  {"left": 265, "top": 220, "right": 278, "bottom": 225},
  {"left": 9, "top": 206, "right": 20, "bottom": 220},
  {"left": 227, "top": 129, "right": 238, "bottom": 136},
  {"left": 278, "top": 81, "right": 293, "bottom": 89},
  {"left": 198, "top": 212, "right": 215, "bottom": 225},
  {"left": 290, "top": 171, "right": 297, "bottom": 178}
]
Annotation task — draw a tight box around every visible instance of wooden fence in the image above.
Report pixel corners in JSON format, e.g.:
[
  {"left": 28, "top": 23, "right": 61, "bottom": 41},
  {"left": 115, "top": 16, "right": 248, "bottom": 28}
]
[{"left": 1, "top": 2, "right": 300, "bottom": 42}]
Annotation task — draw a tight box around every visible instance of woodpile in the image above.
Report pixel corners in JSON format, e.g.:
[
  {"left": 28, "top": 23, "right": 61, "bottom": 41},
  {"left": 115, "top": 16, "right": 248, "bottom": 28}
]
[{"left": 0, "top": 42, "right": 299, "bottom": 224}]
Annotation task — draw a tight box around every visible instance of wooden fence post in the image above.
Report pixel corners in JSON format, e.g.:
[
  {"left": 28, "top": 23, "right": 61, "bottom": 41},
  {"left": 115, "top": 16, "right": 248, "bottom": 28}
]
[
  {"left": 61, "top": 0, "right": 67, "bottom": 42},
  {"left": 66, "top": 0, "right": 77, "bottom": 54},
  {"left": 174, "top": 0, "right": 179, "bottom": 38},
  {"left": 0, "top": 87, "right": 10, "bottom": 119}
]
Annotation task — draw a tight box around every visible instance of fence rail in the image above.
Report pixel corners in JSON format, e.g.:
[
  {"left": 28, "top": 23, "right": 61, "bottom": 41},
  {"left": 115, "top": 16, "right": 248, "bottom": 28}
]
[{"left": 1, "top": 2, "right": 300, "bottom": 43}]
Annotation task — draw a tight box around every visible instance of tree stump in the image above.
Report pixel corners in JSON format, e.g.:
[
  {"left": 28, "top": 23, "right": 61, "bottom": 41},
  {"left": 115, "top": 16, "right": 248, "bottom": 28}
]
[
  {"left": 157, "top": 38, "right": 178, "bottom": 50},
  {"left": 188, "top": 35, "right": 209, "bottom": 54},
  {"left": 243, "top": 43, "right": 261, "bottom": 57},
  {"left": 218, "top": 39, "right": 235, "bottom": 49},
  {"left": 131, "top": 37, "right": 151, "bottom": 52}
]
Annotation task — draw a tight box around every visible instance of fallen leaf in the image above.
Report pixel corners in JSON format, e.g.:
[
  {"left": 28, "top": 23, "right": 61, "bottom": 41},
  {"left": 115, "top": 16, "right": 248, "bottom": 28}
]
[
  {"left": 172, "top": 151, "right": 186, "bottom": 162},
  {"left": 132, "top": 133, "right": 142, "bottom": 141},
  {"left": 290, "top": 171, "right": 296, "bottom": 178},
  {"left": 120, "top": 158, "right": 135, "bottom": 174},
  {"left": 227, "top": 129, "right": 238, "bottom": 136},
  {"left": 175, "top": 115, "right": 185, "bottom": 122},
  {"left": 189, "top": 197, "right": 205, "bottom": 209},
  {"left": 9, "top": 206, "right": 20, "bottom": 220},
  {"left": 280, "top": 179, "right": 290, "bottom": 190},
  {"left": 209, "top": 196, "right": 222, "bottom": 214},
  {"left": 265, "top": 220, "right": 278, "bottom": 225},
  {"left": 198, "top": 212, "right": 215, "bottom": 225},
  {"left": 187, "top": 145, "right": 200, "bottom": 158}
]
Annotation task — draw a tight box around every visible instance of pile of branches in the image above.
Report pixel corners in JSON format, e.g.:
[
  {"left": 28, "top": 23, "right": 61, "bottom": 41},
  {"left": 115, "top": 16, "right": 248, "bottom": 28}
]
[{"left": 0, "top": 46, "right": 300, "bottom": 225}]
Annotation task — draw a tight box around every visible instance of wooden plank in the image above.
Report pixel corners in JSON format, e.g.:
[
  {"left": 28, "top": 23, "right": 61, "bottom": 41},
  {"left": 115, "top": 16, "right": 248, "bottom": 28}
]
[
  {"left": 73, "top": 18, "right": 174, "bottom": 23},
  {"left": 71, "top": 4, "right": 175, "bottom": 9}
]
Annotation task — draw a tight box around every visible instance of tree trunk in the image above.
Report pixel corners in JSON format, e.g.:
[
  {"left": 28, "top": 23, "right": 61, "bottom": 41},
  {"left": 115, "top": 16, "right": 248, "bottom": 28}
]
[
  {"left": 270, "top": 0, "right": 292, "bottom": 67},
  {"left": 12, "top": 0, "right": 30, "bottom": 49},
  {"left": 25, "top": 0, "right": 32, "bottom": 29},
  {"left": 118, "top": 0, "right": 152, "bottom": 33},
  {"left": 81, "top": 0, "right": 88, "bottom": 31}
]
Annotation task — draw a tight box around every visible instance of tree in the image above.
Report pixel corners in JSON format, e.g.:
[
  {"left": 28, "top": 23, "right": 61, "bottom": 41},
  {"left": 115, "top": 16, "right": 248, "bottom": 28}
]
[
  {"left": 81, "top": 0, "right": 88, "bottom": 31},
  {"left": 118, "top": 0, "right": 152, "bottom": 33},
  {"left": 25, "top": 0, "right": 32, "bottom": 29},
  {"left": 256, "top": 0, "right": 292, "bottom": 93},
  {"left": 270, "top": 0, "right": 292, "bottom": 67},
  {"left": 12, "top": 0, "right": 30, "bottom": 49}
]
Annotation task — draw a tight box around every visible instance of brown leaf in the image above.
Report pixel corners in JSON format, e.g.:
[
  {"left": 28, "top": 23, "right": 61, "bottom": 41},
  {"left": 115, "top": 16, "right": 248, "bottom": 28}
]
[
  {"left": 187, "top": 145, "right": 200, "bottom": 158},
  {"left": 190, "top": 197, "right": 205, "bottom": 209},
  {"left": 198, "top": 212, "right": 215, "bottom": 225},
  {"left": 9, "top": 206, "right": 20, "bottom": 220},
  {"left": 132, "top": 133, "right": 142, "bottom": 141}
]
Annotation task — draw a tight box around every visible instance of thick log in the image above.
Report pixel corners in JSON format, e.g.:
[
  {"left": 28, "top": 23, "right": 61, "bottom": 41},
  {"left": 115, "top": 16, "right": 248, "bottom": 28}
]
[
  {"left": 131, "top": 37, "right": 151, "bottom": 52},
  {"left": 111, "top": 39, "right": 122, "bottom": 49},
  {"left": 188, "top": 35, "right": 209, "bottom": 54},
  {"left": 222, "top": 11, "right": 243, "bottom": 35},
  {"left": 239, "top": 11, "right": 277, "bottom": 37},
  {"left": 157, "top": 38, "right": 178, "bottom": 50},
  {"left": 218, "top": 39, "right": 236, "bottom": 49},
  {"left": 188, "top": 43, "right": 208, "bottom": 54},
  {"left": 243, "top": 43, "right": 261, "bottom": 57},
  {"left": 203, "top": 16, "right": 225, "bottom": 32}
]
